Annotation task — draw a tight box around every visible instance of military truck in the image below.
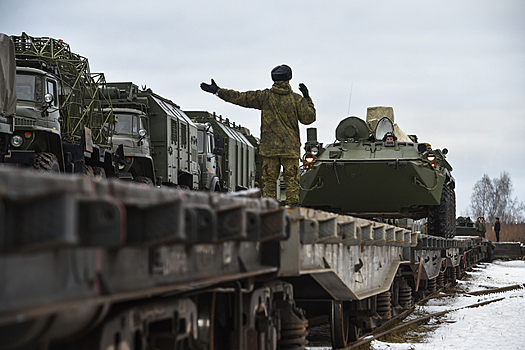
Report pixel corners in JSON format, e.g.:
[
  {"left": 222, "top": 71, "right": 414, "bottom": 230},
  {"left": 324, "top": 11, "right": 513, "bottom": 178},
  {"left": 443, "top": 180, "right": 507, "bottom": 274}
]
[
  {"left": 185, "top": 111, "right": 258, "bottom": 192},
  {"left": 103, "top": 85, "right": 257, "bottom": 191},
  {"left": 102, "top": 83, "right": 199, "bottom": 188},
  {"left": 99, "top": 83, "right": 156, "bottom": 185},
  {"left": 0, "top": 33, "right": 119, "bottom": 175},
  {"left": 300, "top": 106, "right": 456, "bottom": 237}
]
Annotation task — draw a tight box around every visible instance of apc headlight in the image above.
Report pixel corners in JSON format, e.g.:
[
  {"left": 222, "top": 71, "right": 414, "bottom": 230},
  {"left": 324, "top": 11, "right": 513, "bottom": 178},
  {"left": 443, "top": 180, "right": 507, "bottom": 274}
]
[
  {"left": 305, "top": 154, "right": 315, "bottom": 163},
  {"left": 311, "top": 146, "right": 319, "bottom": 156},
  {"left": 426, "top": 153, "right": 435, "bottom": 161},
  {"left": 10, "top": 135, "right": 24, "bottom": 148}
]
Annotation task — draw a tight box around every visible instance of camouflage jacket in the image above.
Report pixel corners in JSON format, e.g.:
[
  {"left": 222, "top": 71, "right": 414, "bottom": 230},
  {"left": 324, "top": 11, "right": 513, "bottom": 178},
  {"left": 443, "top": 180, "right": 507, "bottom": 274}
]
[
  {"left": 217, "top": 81, "right": 316, "bottom": 158},
  {"left": 475, "top": 221, "right": 486, "bottom": 233}
]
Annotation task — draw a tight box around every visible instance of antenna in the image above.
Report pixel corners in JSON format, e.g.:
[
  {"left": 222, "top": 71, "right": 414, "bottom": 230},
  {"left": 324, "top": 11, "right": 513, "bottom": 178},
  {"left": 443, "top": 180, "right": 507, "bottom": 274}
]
[{"left": 347, "top": 82, "right": 353, "bottom": 115}]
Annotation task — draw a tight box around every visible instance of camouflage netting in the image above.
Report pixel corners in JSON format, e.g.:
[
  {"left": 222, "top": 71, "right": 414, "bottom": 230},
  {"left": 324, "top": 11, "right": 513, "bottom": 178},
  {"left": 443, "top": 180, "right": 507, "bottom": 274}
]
[
  {"left": 11, "top": 32, "right": 113, "bottom": 146},
  {"left": 366, "top": 106, "right": 412, "bottom": 142}
]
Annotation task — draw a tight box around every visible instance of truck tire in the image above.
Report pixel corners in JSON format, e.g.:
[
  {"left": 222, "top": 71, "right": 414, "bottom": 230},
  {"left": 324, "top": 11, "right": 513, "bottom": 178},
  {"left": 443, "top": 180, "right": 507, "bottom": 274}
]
[
  {"left": 81, "top": 163, "right": 95, "bottom": 177},
  {"left": 134, "top": 176, "right": 154, "bottom": 186},
  {"left": 428, "top": 184, "right": 456, "bottom": 238},
  {"left": 33, "top": 152, "right": 60, "bottom": 172},
  {"left": 93, "top": 166, "right": 106, "bottom": 179}
]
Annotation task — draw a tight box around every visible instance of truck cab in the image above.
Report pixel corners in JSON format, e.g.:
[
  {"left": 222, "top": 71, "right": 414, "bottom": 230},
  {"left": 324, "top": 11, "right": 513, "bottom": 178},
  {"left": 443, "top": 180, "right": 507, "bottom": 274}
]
[
  {"left": 5, "top": 65, "right": 63, "bottom": 170},
  {"left": 110, "top": 107, "right": 155, "bottom": 185}
]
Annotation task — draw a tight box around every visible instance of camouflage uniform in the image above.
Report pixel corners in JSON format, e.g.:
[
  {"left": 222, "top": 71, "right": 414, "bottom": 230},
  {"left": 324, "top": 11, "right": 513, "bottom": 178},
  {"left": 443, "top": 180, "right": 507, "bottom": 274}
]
[
  {"left": 217, "top": 81, "right": 316, "bottom": 204},
  {"left": 475, "top": 218, "right": 486, "bottom": 238}
]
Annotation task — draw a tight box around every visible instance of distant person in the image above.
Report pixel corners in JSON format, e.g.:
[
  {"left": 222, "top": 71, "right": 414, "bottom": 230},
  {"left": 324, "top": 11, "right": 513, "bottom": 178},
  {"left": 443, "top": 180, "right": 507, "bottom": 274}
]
[
  {"left": 494, "top": 217, "right": 501, "bottom": 242},
  {"left": 200, "top": 65, "right": 316, "bottom": 205},
  {"left": 421, "top": 222, "right": 428, "bottom": 234},
  {"left": 475, "top": 217, "right": 486, "bottom": 238}
]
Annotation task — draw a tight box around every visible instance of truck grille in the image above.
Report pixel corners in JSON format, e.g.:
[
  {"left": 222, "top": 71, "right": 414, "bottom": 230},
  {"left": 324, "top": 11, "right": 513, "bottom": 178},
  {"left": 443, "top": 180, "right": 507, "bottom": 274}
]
[{"left": 15, "top": 117, "right": 36, "bottom": 127}]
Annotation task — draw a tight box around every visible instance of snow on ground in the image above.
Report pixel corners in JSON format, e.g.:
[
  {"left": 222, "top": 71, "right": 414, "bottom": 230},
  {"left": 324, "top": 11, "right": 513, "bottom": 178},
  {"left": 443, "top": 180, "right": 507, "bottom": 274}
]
[
  {"left": 308, "top": 260, "right": 525, "bottom": 350},
  {"left": 372, "top": 260, "right": 525, "bottom": 350}
]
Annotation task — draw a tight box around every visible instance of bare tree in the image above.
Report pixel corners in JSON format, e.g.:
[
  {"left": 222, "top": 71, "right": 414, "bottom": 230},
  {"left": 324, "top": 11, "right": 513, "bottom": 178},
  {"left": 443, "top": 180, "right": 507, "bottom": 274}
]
[
  {"left": 470, "top": 174, "right": 493, "bottom": 219},
  {"left": 470, "top": 172, "right": 524, "bottom": 223}
]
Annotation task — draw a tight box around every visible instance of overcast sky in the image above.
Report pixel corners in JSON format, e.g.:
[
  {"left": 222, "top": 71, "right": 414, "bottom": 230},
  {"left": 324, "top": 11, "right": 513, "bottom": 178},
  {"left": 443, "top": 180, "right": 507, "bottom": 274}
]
[{"left": 2, "top": 0, "right": 524, "bottom": 216}]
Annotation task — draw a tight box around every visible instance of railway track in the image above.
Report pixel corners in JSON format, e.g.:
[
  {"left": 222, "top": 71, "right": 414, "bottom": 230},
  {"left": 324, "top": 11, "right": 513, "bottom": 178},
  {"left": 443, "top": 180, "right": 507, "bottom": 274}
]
[{"left": 341, "top": 282, "right": 524, "bottom": 350}]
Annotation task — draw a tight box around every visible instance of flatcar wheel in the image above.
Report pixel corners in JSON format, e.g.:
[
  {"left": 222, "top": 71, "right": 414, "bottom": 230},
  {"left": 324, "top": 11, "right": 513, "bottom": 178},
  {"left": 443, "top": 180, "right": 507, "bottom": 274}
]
[{"left": 331, "top": 301, "right": 360, "bottom": 348}]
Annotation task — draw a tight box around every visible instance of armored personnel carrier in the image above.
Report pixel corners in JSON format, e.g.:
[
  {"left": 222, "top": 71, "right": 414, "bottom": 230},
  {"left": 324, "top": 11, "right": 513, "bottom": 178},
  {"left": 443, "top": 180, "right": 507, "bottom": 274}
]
[
  {"left": 456, "top": 216, "right": 476, "bottom": 236},
  {"left": 300, "top": 106, "right": 456, "bottom": 237}
]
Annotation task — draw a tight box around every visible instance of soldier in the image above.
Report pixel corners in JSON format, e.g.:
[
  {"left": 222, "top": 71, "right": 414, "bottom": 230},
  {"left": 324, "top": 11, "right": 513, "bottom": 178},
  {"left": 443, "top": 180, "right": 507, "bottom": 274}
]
[
  {"left": 200, "top": 65, "right": 316, "bottom": 205},
  {"left": 494, "top": 217, "right": 501, "bottom": 242},
  {"left": 475, "top": 217, "right": 486, "bottom": 238}
]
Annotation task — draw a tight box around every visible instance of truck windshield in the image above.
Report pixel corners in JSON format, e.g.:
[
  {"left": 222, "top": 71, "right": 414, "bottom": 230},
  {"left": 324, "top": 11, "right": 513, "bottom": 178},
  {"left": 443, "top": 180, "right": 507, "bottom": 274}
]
[
  {"left": 114, "top": 113, "right": 138, "bottom": 135},
  {"left": 16, "top": 74, "right": 43, "bottom": 102}
]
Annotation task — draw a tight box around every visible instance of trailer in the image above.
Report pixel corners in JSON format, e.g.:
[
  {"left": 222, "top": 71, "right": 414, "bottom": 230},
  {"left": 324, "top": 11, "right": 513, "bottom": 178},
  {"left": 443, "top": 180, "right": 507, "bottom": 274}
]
[{"left": 0, "top": 167, "right": 494, "bottom": 350}]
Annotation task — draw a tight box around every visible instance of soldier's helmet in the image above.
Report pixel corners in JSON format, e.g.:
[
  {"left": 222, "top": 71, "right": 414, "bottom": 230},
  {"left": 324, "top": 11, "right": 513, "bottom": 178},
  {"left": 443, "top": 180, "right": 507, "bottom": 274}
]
[
  {"left": 271, "top": 65, "right": 292, "bottom": 81},
  {"left": 382, "top": 132, "right": 397, "bottom": 141}
]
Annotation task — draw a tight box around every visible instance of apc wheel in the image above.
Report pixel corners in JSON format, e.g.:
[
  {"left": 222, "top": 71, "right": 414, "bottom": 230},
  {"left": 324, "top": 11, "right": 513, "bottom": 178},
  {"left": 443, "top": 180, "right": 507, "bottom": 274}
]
[
  {"left": 428, "top": 184, "right": 456, "bottom": 238},
  {"left": 331, "top": 301, "right": 361, "bottom": 348},
  {"left": 33, "top": 152, "right": 60, "bottom": 172},
  {"left": 134, "top": 176, "right": 154, "bottom": 186}
]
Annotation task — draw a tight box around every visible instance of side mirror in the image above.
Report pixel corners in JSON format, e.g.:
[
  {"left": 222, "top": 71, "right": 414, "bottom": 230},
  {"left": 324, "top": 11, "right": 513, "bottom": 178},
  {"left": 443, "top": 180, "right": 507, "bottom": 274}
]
[
  {"left": 138, "top": 128, "right": 147, "bottom": 144},
  {"left": 213, "top": 147, "right": 224, "bottom": 156}
]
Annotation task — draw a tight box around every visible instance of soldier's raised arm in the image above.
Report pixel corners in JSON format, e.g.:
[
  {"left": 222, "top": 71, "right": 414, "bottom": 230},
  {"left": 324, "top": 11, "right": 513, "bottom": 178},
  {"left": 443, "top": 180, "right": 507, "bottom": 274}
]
[
  {"left": 296, "top": 83, "right": 316, "bottom": 125},
  {"left": 200, "top": 78, "right": 264, "bottom": 110}
]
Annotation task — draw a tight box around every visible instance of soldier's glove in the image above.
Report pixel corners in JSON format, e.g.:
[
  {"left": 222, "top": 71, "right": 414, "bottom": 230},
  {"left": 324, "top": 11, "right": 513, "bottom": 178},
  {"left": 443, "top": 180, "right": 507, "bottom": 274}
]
[
  {"left": 299, "top": 83, "right": 309, "bottom": 99},
  {"left": 201, "top": 79, "right": 220, "bottom": 94}
]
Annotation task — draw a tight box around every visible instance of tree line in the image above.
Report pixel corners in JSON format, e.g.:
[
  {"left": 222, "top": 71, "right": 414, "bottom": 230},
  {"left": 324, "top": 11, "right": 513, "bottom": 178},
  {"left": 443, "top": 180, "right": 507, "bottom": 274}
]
[{"left": 469, "top": 172, "right": 524, "bottom": 224}]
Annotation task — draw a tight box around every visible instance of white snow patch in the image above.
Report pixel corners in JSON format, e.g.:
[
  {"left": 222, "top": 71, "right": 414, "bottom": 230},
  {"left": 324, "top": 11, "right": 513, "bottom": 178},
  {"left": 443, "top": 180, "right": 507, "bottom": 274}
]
[
  {"left": 308, "top": 260, "right": 525, "bottom": 350},
  {"left": 371, "top": 260, "right": 525, "bottom": 350}
]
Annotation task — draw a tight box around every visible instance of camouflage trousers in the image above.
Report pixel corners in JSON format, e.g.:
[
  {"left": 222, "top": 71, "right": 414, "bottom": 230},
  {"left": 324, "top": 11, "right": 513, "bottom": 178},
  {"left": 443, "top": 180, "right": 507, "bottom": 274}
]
[{"left": 262, "top": 156, "right": 299, "bottom": 205}]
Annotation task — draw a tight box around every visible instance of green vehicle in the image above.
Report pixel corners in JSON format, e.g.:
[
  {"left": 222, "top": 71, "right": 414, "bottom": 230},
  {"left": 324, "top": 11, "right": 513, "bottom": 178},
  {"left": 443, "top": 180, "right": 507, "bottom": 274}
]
[
  {"left": 102, "top": 83, "right": 156, "bottom": 185},
  {"left": 0, "top": 33, "right": 118, "bottom": 175},
  {"left": 104, "top": 83, "right": 200, "bottom": 188},
  {"left": 185, "top": 111, "right": 258, "bottom": 192},
  {"left": 300, "top": 106, "right": 456, "bottom": 237},
  {"left": 455, "top": 216, "right": 476, "bottom": 236},
  {"left": 102, "top": 83, "right": 259, "bottom": 191}
]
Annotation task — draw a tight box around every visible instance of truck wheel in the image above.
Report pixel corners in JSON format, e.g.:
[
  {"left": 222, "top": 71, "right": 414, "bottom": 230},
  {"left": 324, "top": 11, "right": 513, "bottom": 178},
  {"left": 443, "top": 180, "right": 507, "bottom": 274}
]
[
  {"left": 93, "top": 166, "right": 106, "bottom": 179},
  {"left": 134, "top": 176, "right": 154, "bottom": 186},
  {"left": 428, "top": 184, "right": 456, "bottom": 238},
  {"left": 33, "top": 152, "right": 60, "bottom": 172},
  {"left": 82, "top": 163, "right": 95, "bottom": 177}
]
